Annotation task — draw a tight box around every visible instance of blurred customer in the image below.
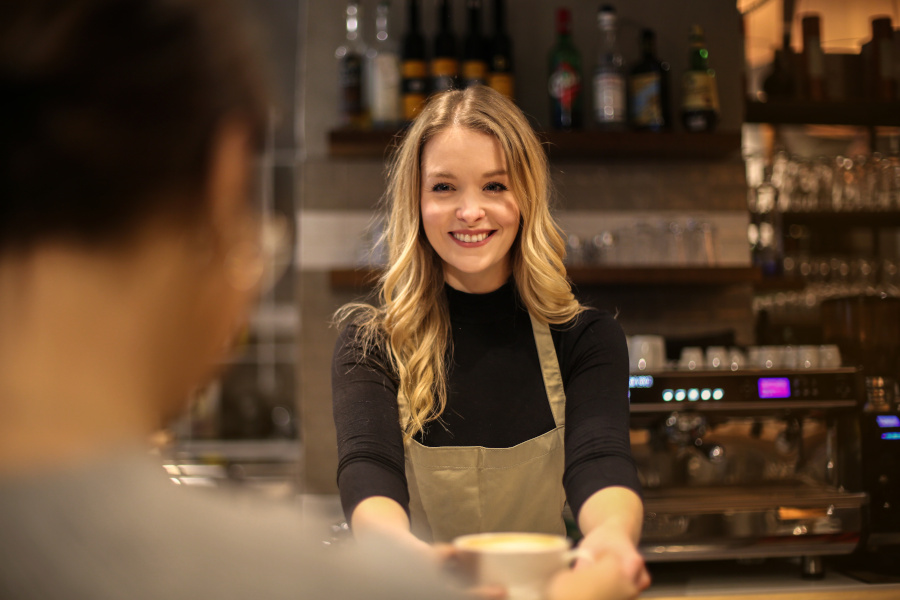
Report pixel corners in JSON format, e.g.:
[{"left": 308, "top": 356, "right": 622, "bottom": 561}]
[{"left": 0, "top": 0, "right": 456, "bottom": 598}]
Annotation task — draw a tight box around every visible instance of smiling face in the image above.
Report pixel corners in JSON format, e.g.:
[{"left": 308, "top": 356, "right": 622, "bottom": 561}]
[{"left": 420, "top": 127, "right": 520, "bottom": 294}]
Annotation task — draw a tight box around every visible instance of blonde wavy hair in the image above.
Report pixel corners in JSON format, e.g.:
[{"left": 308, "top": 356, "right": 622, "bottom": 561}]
[{"left": 336, "top": 85, "right": 584, "bottom": 439}]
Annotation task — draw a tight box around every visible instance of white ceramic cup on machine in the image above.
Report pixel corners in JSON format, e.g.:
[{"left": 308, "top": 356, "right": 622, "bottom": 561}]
[
  {"left": 628, "top": 335, "right": 666, "bottom": 373},
  {"left": 452, "top": 533, "right": 590, "bottom": 600},
  {"left": 705, "top": 346, "right": 728, "bottom": 370},
  {"left": 818, "top": 344, "right": 842, "bottom": 369},
  {"left": 678, "top": 347, "right": 704, "bottom": 371},
  {"left": 798, "top": 345, "right": 820, "bottom": 369}
]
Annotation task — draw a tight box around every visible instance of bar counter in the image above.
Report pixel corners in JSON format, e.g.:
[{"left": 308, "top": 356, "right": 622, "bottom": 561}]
[{"left": 642, "top": 559, "right": 900, "bottom": 599}]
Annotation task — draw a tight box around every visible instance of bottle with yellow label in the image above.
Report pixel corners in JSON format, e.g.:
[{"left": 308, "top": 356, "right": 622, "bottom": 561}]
[
  {"left": 431, "top": 0, "right": 458, "bottom": 93},
  {"left": 488, "top": 0, "right": 514, "bottom": 99},
  {"left": 462, "top": 0, "right": 488, "bottom": 87},
  {"left": 401, "top": 0, "right": 427, "bottom": 121},
  {"left": 680, "top": 25, "right": 719, "bottom": 132}
]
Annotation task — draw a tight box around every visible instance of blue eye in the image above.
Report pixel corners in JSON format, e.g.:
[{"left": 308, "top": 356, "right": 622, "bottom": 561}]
[
  {"left": 431, "top": 183, "right": 452, "bottom": 192},
  {"left": 484, "top": 182, "right": 508, "bottom": 192}
]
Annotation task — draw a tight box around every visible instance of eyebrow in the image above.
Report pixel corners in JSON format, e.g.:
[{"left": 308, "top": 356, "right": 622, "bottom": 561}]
[{"left": 425, "top": 169, "right": 508, "bottom": 179}]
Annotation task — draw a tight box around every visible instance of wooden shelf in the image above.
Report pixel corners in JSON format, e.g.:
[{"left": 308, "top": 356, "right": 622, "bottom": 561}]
[
  {"left": 752, "top": 277, "right": 808, "bottom": 293},
  {"left": 327, "top": 128, "right": 743, "bottom": 161},
  {"left": 745, "top": 100, "right": 900, "bottom": 127},
  {"left": 330, "top": 266, "right": 761, "bottom": 289},
  {"left": 566, "top": 266, "right": 761, "bottom": 286},
  {"left": 779, "top": 210, "right": 900, "bottom": 229}
]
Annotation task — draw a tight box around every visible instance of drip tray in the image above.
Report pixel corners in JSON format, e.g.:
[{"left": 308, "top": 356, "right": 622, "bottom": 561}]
[
  {"left": 643, "top": 484, "right": 868, "bottom": 514},
  {"left": 639, "top": 485, "right": 868, "bottom": 562}
]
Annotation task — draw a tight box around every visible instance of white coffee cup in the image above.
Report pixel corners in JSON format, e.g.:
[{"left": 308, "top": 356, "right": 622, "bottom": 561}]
[
  {"left": 798, "top": 345, "right": 820, "bottom": 369},
  {"left": 818, "top": 344, "right": 842, "bottom": 369},
  {"left": 679, "top": 347, "right": 704, "bottom": 371},
  {"left": 452, "top": 532, "right": 590, "bottom": 600},
  {"left": 628, "top": 335, "right": 666, "bottom": 373},
  {"left": 706, "top": 346, "right": 728, "bottom": 370}
]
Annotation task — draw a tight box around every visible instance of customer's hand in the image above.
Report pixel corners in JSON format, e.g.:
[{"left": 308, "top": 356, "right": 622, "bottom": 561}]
[
  {"left": 546, "top": 552, "right": 641, "bottom": 600},
  {"left": 433, "top": 544, "right": 507, "bottom": 599},
  {"left": 575, "top": 528, "right": 650, "bottom": 594}
]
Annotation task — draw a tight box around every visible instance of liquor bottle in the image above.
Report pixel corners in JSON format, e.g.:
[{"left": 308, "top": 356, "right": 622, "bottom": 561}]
[
  {"left": 487, "top": 0, "right": 514, "bottom": 99},
  {"left": 592, "top": 5, "right": 625, "bottom": 129},
  {"left": 335, "top": 1, "right": 368, "bottom": 128},
  {"left": 431, "top": 0, "right": 458, "bottom": 93},
  {"left": 462, "top": 0, "right": 489, "bottom": 87},
  {"left": 628, "top": 28, "right": 670, "bottom": 131},
  {"left": 548, "top": 7, "right": 582, "bottom": 129},
  {"left": 367, "top": 1, "right": 402, "bottom": 127},
  {"left": 762, "top": 2, "right": 797, "bottom": 102},
  {"left": 800, "top": 14, "right": 826, "bottom": 101},
  {"left": 401, "top": 0, "right": 428, "bottom": 120},
  {"left": 680, "top": 24, "right": 719, "bottom": 132},
  {"left": 869, "top": 16, "right": 896, "bottom": 101}
]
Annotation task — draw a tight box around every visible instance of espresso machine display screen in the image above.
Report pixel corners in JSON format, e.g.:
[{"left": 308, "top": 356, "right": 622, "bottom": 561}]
[
  {"left": 628, "top": 369, "right": 860, "bottom": 411},
  {"left": 758, "top": 377, "right": 790, "bottom": 399}
]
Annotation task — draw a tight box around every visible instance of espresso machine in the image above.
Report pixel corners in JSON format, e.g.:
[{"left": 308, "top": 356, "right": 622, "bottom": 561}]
[
  {"left": 629, "top": 368, "right": 868, "bottom": 576},
  {"left": 821, "top": 295, "right": 900, "bottom": 552}
]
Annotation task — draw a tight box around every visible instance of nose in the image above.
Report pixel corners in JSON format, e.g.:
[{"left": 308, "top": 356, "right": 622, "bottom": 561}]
[{"left": 455, "top": 191, "right": 485, "bottom": 225}]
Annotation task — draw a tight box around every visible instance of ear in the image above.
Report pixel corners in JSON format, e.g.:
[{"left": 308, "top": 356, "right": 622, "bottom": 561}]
[{"left": 204, "top": 119, "right": 254, "bottom": 234}]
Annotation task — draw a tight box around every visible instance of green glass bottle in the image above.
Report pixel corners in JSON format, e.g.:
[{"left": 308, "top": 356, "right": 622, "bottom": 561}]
[{"left": 680, "top": 24, "right": 719, "bottom": 132}]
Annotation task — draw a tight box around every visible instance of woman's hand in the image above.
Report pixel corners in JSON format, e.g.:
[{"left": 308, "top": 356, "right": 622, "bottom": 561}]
[
  {"left": 546, "top": 552, "right": 641, "bottom": 600},
  {"left": 575, "top": 528, "right": 650, "bottom": 593}
]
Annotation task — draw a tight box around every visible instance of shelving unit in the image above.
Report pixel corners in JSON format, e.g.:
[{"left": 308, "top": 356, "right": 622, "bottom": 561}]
[
  {"left": 780, "top": 210, "right": 900, "bottom": 229},
  {"left": 328, "top": 128, "right": 743, "bottom": 161},
  {"left": 330, "top": 266, "right": 760, "bottom": 290},
  {"left": 745, "top": 101, "right": 900, "bottom": 127}
]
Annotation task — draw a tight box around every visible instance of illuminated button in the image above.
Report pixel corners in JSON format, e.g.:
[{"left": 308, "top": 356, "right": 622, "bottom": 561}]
[
  {"left": 675, "top": 389, "right": 686, "bottom": 402},
  {"left": 688, "top": 388, "right": 700, "bottom": 401},
  {"left": 662, "top": 389, "right": 674, "bottom": 402},
  {"left": 700, "top": 389, "right": 712, "bottom": 401},
  {"left": 712, "top": 388, "right": 725, "bottom": 401}
]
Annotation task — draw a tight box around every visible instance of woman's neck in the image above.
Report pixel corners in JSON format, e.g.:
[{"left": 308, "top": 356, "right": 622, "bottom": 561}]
[{"left": 443, "top": 262, "right": 513, "bottom": 295}]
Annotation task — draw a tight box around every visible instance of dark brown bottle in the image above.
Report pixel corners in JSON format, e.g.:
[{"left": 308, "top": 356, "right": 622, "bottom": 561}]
[
  {"left": 401, "top": 0, "right": 427, "bottom": 120},
  {"left": 870, "top": 16, "right": 896, "bottom": 101},
  {"left": 801, "top": 14, "right": 826, "bottom": 101},
  {"left": 628, "top": 28, "right": 670, "bottom": 131},
  {"left": 487, "top": 0, "right": 513, "bottom": 99},
  {"left": 431, "top": 0, "right": 458, "bottom": 92},
  {"left": 462, "top": 0, "right": 489, "bottom": 87}
]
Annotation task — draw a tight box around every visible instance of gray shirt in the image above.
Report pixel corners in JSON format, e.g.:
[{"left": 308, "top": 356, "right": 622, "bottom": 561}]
[{"left": 0, "top": 451, "right": 461, "bottom": 599}]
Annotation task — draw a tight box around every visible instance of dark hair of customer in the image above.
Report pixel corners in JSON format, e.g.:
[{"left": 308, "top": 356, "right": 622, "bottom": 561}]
[{"left": 0, "top": 0, "right": 269, "bottom": 252}]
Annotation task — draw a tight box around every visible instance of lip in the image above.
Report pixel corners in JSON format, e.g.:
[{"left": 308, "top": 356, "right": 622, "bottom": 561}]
[{"left": 449, "top": 230, "right": 496, "bottom": 248}]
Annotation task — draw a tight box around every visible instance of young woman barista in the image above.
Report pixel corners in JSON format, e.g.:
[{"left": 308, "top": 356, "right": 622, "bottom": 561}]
[{"left": 332, "top": 85, "right": 649, "bottom": 592}]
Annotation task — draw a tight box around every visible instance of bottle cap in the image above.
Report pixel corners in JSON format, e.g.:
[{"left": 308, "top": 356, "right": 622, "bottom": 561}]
[
  {"left": 801, "top": 14, "right": 821, "bottom": 37},
  {"left": 556, "top": 8, "right": 572, "bottom": 34},
  {"left": 598, "top": 4, "right": 616, "bottom": 28},
  {"left": 872, "top": 16, "right": 893, "bottom": 38}
]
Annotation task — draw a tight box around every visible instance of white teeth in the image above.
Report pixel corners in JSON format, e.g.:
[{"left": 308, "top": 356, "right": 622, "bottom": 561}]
[{"left": 453, "top": 232, "right": 489, "bottom": 243}]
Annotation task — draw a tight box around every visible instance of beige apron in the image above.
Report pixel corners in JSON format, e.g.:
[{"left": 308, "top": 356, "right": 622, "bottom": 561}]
[{"left": 398, "top": 313, "right": 567, "bottom": 543}]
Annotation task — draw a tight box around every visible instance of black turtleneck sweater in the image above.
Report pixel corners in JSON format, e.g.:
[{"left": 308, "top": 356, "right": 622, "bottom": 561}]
[{"left": 332, "top": 280, "right": 640, "bottom": 524}]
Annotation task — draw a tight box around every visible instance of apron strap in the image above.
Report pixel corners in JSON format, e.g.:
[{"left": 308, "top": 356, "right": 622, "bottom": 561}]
[{"left": 528, "top": 313, "right": 566, "bottom": 428}]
